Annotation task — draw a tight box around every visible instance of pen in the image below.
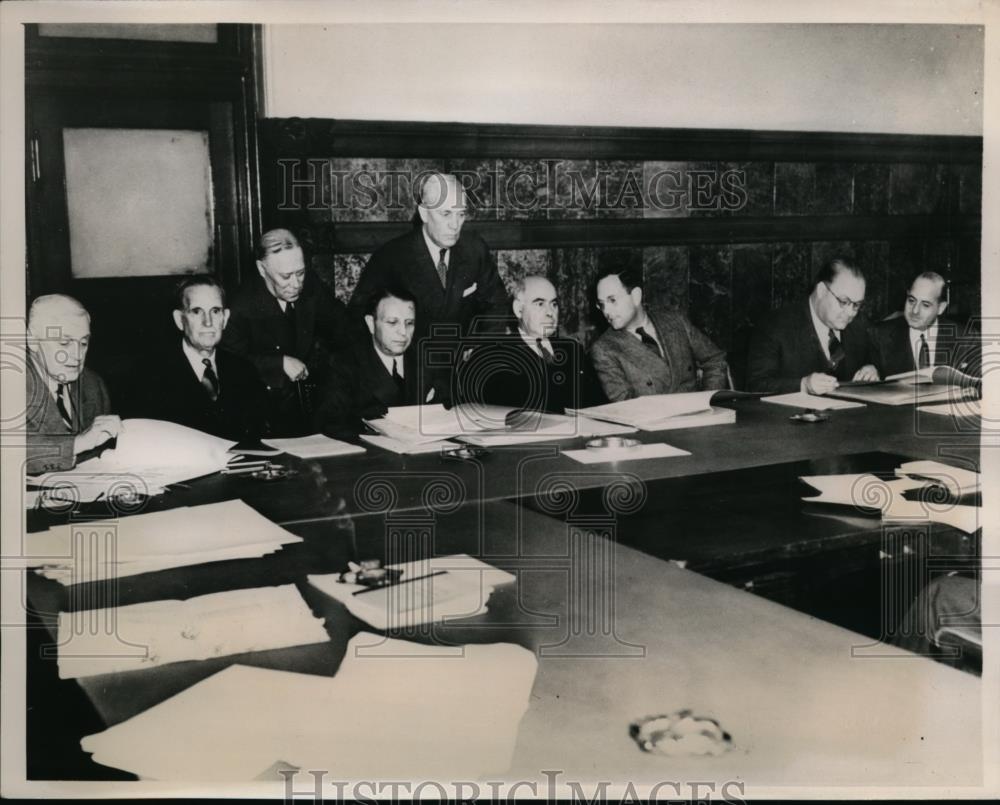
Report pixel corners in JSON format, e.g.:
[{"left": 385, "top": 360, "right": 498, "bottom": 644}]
[{"left": 352, "top": 569, "right": 448, "bottom": 596}]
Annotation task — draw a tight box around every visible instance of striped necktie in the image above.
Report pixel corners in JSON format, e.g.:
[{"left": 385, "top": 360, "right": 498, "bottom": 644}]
[
  {"left": 436, "top": 249, "right": 448, "bottom": 288},
  {"left": 55, "top": 383, "right": 73, "bottom": 429}
]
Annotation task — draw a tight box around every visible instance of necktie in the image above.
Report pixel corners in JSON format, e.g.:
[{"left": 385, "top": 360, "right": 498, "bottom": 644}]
[
  {"left": 827, "top": 330, "right": 846, "bottom": 371},
  {"left": 436, "top": 248, "right": 448, "bottom": 288},
  {"left": 918, "top": 334, "right": 930, "bottom": 369},
  {"left": 635, "top": 326, "right": 662, "bottom": 358},
  {"left": 284, "top": 301, "right": 297, "bottom": 346},
  {"left": 55, "top": 383, "right": 73, "bottom": 429},
  {"left": 536, "top": 339, "right": 556, "bottom": 365},
  {"left": 391, "top": 358, "right": 405, "bottom": 397},
  {"left": 201, "top": 358, "right": 220, "bottom": 401}
]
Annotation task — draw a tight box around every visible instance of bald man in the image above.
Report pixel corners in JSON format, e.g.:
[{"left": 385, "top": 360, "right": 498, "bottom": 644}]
[
  {"left": 25, "top": 295, "right": 120, "bottom": 473},
  {"left": 222, "top": 228, "right": 352, "bottom": 436},
  {"left": 457, "top": 275, "right": 599, "bottom": 413},
  {"left": 349, "top": 172, "right": 509, "bottom": 346}
]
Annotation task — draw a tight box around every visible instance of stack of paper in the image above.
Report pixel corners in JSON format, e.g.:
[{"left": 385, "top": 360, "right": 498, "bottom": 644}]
[
  {"left": 358, "top": 434, "right": 454, "bottom": 455},
  {"left": 81, "top": 632, "right": 538, "bottom": 780},
  {"left": 800, "top": 462, "right": 982, "bottom": 534},
  {"left": 919, "top": 399, "right": 981, "bottom": 418},
  {"left": 569, "top": 391, "right": 736, "bottom": 431},
  {"left": 26, "top": 419, "right": 237, "bottom": 501},
  {"left": 57, "top": 584, "right": 328, "bottom": 678},
  {"left": 457, "top": 414, "right": 637, "bottom": 447},
  {"left": 562, "top": 442, "right": 691, "bottom": 464},
  {"left": 308, "top": 554, "right": 515, "bottom": 630},
  {"left": 365, "top": 403, "right": 514, "bottom": 445},
  {"left": 26, "top": 499, "right": 302, "bottom": 585},
  {"left": 262, "top": 434, "right": 365, "bottom": 459}
]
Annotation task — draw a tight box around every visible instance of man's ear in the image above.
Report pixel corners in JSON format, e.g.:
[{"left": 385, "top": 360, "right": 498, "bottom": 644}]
[
  {"left": 364, "top": 314, "right": 375, "bottom": 336},
  {"left": 631, "top": 286, "right": 643, "bottom": 307},
  {"left": 222, "top": 309, "right": 231, "bottom": 329},
  {"left": 512, "top": 298, "right": 524, "bottom": 320},
  {"left": 938, "top": 300, "right": 949, "bottom": 317},
  {"left": 256, "top": 260, "right": 266, "bottom": 278},
  {"left": 417, "top": 204, "right": 429, "bottom": 225},
  {"left": 172, "top": 310, "right": 185, "bottom": 332}
]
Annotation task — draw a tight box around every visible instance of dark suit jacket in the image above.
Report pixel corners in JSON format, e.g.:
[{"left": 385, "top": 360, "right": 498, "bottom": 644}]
[
  {"left": 458, "top": 334, "right": 599, "bottom": 413},
  {"left": 26, "top": 359, "right": 111, "bottom": 474},
  {"left": 139, "top": 341, "right": 268, "bottom": 441},
  {"left": 221, "top": 272, "right": 351, "bottom": 435},
  {"left": 313, "top": 338, "right": 448, "bottom": 437},
  {"left": 589, "top": 309, "right": 729, "bottom": 401},
  {"left": 870, "top": 317, "right": 981, "bottom": 378},
  {"left": 348, "top": 227, "right": 510, "bottom": 341},
  {"left": 746, "top": 301, "right": 874, "bottom": 393}
]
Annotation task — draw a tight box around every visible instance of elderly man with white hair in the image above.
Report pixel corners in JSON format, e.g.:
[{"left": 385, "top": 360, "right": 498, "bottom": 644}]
[{"left": 25, "top": 294, "right": 121, "bottom": 473}]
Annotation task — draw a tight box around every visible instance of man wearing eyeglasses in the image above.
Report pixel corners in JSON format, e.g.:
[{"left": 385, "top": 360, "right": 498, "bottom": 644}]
[{"left": 746, "top": 258, "right": 879, "bottom": 393}]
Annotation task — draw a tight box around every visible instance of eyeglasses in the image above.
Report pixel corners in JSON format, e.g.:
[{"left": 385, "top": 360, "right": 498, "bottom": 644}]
[{"left": 823, "top": 282, "right": 865, "bottom": 313}]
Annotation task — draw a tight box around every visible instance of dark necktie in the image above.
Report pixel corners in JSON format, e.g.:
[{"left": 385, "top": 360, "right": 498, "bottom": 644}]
[
  {"left": 536, "top": 338, "right": 556, "bottom": 365},
  {"left": 918, "top": 334, "right": 930, "bottom": 369},
  {"left": 436, "top": 248, "right": 448, "bottom": 288},
  {"left": 391, "top": 358, "right": 405, "bottom": 398},
  {"left": 635, "top": 326, "right": 662, "bottom": 358},
  {"left": 55, "top": 383, "right": 73, "bottom": 429},
  {"left": 827, "top": 330, "right": 846, "bottom": 371},
  {"left": 283, "top": 301, "right": 297, "bottom": 347},
  {"left": 201, "top": 358, "right": 220, "bottom": 401}
]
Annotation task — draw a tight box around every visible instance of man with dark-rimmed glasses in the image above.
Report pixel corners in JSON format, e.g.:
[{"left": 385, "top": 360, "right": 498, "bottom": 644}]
[{"left": 746, "top": 257, "right": 879, "bottom": 393}]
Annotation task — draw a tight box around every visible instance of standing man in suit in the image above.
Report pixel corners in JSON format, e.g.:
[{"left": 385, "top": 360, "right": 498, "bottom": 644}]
[
  {"left": 24, "top": 294, "right": 120, "bottom": 473},
  {"left": 349, "top": 172, "right": 509, "bottom": 347},
  {"left": 458, "top": 275, "right": 598, "bottom": 413},
  {"left": 222, "top": 228, "right": 352, "bottom": 436},
  {"left": 140, "top": 277, "right": 267, "bottom": 440},
  {"left": 870, "top": 272, "right": 980, "bottom": 379},
  {"left": 590, "top": 266, "right": 729, "bottom": 401},
  {"left": 314, "top": 286, "right": 445, "bottom": 436},
  {"left": 746, "top": 258, "right": 879, "bottom": 394}
]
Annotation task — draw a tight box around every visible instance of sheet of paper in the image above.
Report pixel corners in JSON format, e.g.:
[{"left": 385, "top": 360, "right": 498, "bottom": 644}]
[
  {"left": 262, "top": 434, "right": 365, "bottom": 458},
  {"left": 378, "top": 403, "right": 517, "bottom": 438},
  {"left": 569, "top": 390, "right": 716, "bottom": 427},
  {"left": 919, "top": 399, "right": 982, "bottom": 417},
  {"left": 308, "top": 553, "right": 515, "bottom": 630},
  {"left": 99, "top": 418, "right": 236, "bottom": 468},
  {"left": 457, "top": 414, "right": 637, "bottom": 446},
  {"left": 799, "top": 473, "right": 923, "bottom": 507},
  {"left": 359, "top": 434, "right": 457, "bottom": 454},
  {"left": 57, "top": 584, "right": 328, "bottom": 678},
  {"left": 761, "top": 392, "right": 865, "bottom": 410},
  {"left": 81, "top": 634, "right": 537, "bottom": 781},
  {"left": 828, "top": 383, "right": 965, "bottom": 406},
  {"left": 882, "top": 498, "right": 981, "bottom": 534},
  {"left": 562, "top": 442, "right": 691, "bottom": 464},
  {"left": 896, "top": 460, "right": 980, "bottom": 495}
]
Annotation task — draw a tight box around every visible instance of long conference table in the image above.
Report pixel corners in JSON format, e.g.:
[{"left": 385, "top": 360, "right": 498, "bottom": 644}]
[{"left": 23, "top": 398, "right": 984, "bottom": 791}]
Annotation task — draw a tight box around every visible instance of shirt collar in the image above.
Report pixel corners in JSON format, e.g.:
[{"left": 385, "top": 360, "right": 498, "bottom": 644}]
[
  {"left": 182, "top": 338, "right": 216, "bottom": 378},
  {"left": 808, "top": 296, "right": 837, "bottom": 354},
  {"left": 422, "top": 227, "right": 449, "bottom": 268},
  {"left": 373, "top": 338, "right": 403, "bottom": 377},
  {"left": 626, "top": 311, "right": 654, "bottom": 340},
  {"left": 910, "top": 322, "right": 939, "bottom": 343},
  {"left": 30, "top": 355, "right": 68, "bottom": 396},
  {"left": 518, "top": 326, "right": 552, "bottom": 357}
]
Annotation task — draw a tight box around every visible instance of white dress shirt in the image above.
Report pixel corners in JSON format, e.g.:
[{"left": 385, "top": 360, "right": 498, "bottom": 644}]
[
  {"left": 182, "top": 339, "right": 217, "bottom": 382},
  {"left": 909, "top": 323, "right": 939, "bottom": 369},
  {"left": 518, "top": 326, "right": 553, "bottom": 359},
  {"left": 373, "top": 340, "right": 404, "bottom": 379},
  {"left": 422, "top": 228, "right": 450, "bottom": 271}
]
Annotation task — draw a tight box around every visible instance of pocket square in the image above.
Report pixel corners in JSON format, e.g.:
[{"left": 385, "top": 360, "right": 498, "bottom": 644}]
[{"left": 462, "top": 282, "right": 478, "bottom": 298}]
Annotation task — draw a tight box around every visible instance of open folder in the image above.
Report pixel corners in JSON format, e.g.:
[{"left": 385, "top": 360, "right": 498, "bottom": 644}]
[{"left": 569, "top": 391, "right": 737, "bottom": 431}]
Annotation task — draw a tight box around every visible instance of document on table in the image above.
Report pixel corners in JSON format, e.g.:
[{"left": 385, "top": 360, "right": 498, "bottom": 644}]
[
  {"left": 761, "top": 392, "right": 865, "bottom": 410},
  {"left": 918, "top": 399, "right": 981, "bottom": 417},
  {"left": 358, "top": 433, "right": 456, "bottom": 454},
  {"left": 26, "top": 499, "right": 302, "bottom": 585},
  {"left": 57, "top": 584, "right": 328, "bottom": 679},
  {"left": 262, "top": 434, "right": 365, "bottom": 458},
  {"left": 896, "top": 460, "right": 980, "bottom": 496},
  {"left": 81, "top": 633, "right": 538, "bottom": 781},
  {"left": 308, "top": 553, "right": 515, "bottom": 630},
  {"left": 562, "top": 442, "right": 691, "bottom": 464},
  {"left": 828, "top": 383, "right": 965, "bottom": 406},
  {"left": 799, "top": 473, "right": 925, "bottom": 507},
  {"left": 569, "top": 390, "right": 717, "bottom": 429},
  {"left": 457, "top": 414, "right": 637, "bottom": 446}
]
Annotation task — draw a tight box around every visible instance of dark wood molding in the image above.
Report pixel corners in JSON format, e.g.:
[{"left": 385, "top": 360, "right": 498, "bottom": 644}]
[
  {"left": 262, "top": 117, "right": 982, "bottom": 164},
  {"left": 315, "top": 215, "right": 982, "bottom": 254}
]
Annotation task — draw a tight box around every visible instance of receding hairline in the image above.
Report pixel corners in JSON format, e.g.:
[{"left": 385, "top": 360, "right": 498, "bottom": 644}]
[
  {"left": 909, "top": 271, "right": 947, "bottom": 300},
  {"left": 514, "top": 274, "right": 556, "bottom": 300},
  {"left": 28, "top": 294, "right": 90, "bottom": 330},
  {"left": 418, "top": 172, "right": 464, "bottom": 206}
]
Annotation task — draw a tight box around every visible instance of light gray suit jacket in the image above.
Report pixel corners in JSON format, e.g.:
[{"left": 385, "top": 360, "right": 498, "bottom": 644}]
[
  {"left": 25, "top": 359, "right": 111, "bottom": 474},
  {"left": 589, "top": 309, "right": 729, "bottom": 401}
]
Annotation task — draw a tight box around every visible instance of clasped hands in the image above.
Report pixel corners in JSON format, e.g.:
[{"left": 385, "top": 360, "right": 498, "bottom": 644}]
[{"left": 802, "top": 364, "right": 879, "bottom": 395}]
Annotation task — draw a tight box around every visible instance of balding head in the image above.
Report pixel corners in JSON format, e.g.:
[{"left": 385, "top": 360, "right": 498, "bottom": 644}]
[
  {"left": 27, "top": 294, "right": 92, "bottom": 384},
  {"left": 513, "top": 275, "right": 559, "bottom": 339},
  {"left": 256, "top": 228, "right": 306, "bottom": 303},
  {"left": 417, "top": 173, "right": 467, "bottom": 250}
]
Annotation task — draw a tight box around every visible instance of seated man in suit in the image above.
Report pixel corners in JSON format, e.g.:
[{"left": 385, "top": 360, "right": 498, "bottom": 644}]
[
  {"left": 222, "top": 228, "right": 352, "bottom": 436},
  {"left": 25, "top": 294, "right": 121, "bottom": 473},
  {"left": 140, "top": 277, "right": 267, "bottom": 440},
  {"left": 590, "top": 266, "right": 728, "bottom": 401},
  {"left": 349, "top": 172, "right": 510, "bottom": 346},
  {"left": 871, "top": 271, "right": 981, "bottom": 380},
  {"left": 746, "top": 257, "right": 879, "bottom": 394},
  {"left": 457, "top": 275, "right": 597, "bottom": 413},
  {"left": 314, "top": 286, "right": 445, "bottom": 436}
]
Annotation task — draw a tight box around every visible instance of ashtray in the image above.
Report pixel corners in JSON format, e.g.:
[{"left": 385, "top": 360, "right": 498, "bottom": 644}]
[
  {"left": 790, "top": 410, "right": 829, "bottom": 423},
  {"left": 249, "top": 464, "right": 296, "bottom": 481},
  {"left": 630, "top": 710, "right": 733, "bottom": 757},
  {"left": 443, "top": 445, "right": 489, "bottom": 460},
  {"left": 585, "top": 437, "right": 641, "bottom": 449}
]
